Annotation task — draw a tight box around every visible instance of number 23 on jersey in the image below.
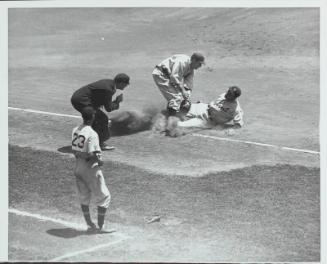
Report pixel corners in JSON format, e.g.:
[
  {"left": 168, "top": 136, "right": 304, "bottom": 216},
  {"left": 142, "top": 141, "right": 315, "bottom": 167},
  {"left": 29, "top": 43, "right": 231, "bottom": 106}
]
[{"left": 72, "top": 133, "right": 86, "bottom": 149}]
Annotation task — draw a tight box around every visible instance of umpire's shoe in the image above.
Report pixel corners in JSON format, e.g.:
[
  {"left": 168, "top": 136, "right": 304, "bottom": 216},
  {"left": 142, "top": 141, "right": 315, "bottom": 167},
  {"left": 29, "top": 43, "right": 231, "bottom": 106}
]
[{"left": 100, "top": 142, "right": 115, "bottom": 151}]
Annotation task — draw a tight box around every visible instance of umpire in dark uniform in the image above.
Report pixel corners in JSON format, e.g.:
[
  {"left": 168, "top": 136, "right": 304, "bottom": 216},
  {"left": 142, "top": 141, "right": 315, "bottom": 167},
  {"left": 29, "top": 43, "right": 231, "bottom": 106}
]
[{"left": 71, "top": 73, "right": 130, "bottom": 150}]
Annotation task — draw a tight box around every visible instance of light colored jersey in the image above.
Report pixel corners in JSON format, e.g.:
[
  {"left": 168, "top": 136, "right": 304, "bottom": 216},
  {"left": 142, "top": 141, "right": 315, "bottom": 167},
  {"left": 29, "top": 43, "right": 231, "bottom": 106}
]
[
  {"left": 157, "top": 54, "right": 194, "bottom": 90},
  {"left": 72, "top": 125, "right": 110, "bottom": 208},
  {"left": 209, "top": 93, "right": 244, "bottom": 126},
  {"left": 72, "top": 125, "right": 102, "bottom": 166}
]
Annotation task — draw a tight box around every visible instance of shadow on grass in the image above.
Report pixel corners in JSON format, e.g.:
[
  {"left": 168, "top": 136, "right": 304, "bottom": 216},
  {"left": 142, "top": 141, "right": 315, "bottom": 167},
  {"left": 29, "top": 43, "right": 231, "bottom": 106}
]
[
  {"left": 57, "top": 146, "right": 73, "bottom": 154},
  {"left": 47, "top": 228, "right": 116, "bottom": 239}
]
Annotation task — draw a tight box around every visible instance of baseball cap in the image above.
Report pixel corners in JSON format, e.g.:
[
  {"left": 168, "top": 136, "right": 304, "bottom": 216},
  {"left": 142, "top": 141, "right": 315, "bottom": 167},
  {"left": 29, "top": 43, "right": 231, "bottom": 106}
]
[
  {"left": 114, "top": 73, "right": 130, "bottom": 84},
  {"left": 229, "top": 86, "right": 242, "bottom": 97},
  {"left": 81, "top": 106, "right": 95, "bottom": 120},
  {"left": 191, "top": 52, "right": 205, "bottom": 64}
]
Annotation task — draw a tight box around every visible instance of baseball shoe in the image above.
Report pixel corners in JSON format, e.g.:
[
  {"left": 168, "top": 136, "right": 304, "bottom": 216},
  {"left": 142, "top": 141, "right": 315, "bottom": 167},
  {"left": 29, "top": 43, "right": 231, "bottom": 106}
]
[
  {"left": 100, "top": 143, "right": 115, "bottom": 151},
  {"left": 98, "top": 224, "right": 116, "bottom": 234},
  {"left": 86, "top": 223, "right": 98, "bottom": 233}
]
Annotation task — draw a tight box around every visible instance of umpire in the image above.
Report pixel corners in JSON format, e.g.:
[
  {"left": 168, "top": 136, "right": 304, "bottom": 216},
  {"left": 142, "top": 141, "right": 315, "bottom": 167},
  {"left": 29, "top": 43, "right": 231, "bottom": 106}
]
[{"left": 71, "top": 73, "right": 130, "bottom": 150}]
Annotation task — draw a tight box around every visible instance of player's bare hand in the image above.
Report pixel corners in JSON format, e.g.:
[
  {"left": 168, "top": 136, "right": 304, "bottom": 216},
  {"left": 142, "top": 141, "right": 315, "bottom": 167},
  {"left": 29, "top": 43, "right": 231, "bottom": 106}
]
[
  {"left": 111, "top": 102, "right": 120, "bottom": 111},
  {"left": 115, "top": 94, "right": 123, "bottom": 103},
  {"left": 207, "top": 105, "right": 214, "bottom": 116},
  {"left": 96, "top": 152, "right": 104, "bottom": 166}
]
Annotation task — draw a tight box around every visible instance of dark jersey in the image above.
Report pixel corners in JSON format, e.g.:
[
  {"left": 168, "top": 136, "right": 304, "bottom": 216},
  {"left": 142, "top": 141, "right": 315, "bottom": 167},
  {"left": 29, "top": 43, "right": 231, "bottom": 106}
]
[{"left": 71, "top": 79, "right": 116, "bottom": 111}]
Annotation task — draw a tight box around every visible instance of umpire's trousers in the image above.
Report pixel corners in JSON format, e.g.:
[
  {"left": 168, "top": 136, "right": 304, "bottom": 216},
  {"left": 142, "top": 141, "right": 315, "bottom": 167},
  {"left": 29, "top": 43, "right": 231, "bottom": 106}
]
[
  {"left": 92, "top": 109, "right": 110, "bottom": 144},
  {"left": 71, "top": 101, "right": 110, "bottom": 144}
]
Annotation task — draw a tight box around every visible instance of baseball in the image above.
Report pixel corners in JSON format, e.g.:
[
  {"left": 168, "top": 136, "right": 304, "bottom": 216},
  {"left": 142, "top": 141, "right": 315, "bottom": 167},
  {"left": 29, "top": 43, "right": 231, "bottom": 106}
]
[{"left": 225, "top": 128, "right": 235, "bottom": 136}]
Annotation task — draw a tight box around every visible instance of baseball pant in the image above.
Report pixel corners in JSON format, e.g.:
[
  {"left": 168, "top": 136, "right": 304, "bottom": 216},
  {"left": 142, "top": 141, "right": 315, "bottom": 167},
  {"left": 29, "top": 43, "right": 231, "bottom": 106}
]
[
  {"left": 152, "top": 68, "right": 191, "bottom": 111},
  {"left": 74, "top": 159, "right": 111, "bottom": 208},
  {"left": 177, "top": 102, "right": 214, "bottom": 128}
]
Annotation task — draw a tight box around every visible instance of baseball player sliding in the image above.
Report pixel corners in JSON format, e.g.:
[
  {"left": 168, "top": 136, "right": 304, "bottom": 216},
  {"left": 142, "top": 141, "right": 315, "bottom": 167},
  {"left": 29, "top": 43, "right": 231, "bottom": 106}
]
[
  {"left": 72, "top": 107, "right": 111, "bottom": 232},
  {"left": 164, "top": 86, "right": 244, "bottom": 137},
  {"left": 178, "top": 86, "right": 244, "bottom": 128},
  {"left": 152, "top": 53, "right": 205, "bottom": 117}
]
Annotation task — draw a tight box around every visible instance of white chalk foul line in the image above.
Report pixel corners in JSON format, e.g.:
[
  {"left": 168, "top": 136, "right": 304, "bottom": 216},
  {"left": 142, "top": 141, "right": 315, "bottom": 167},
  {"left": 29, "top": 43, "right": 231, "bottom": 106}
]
[
  {"left": 50, "top": 239, "right": 126, "bottom": 261},
  {"left": 9, "top": 106, "right": 320, "bottom": 155},
  {"left": 9, "top": 208, "right": 129, "bottom": 261},
  {"left": 192, "top": 133, "right": 320, "bottom": 155},
  {"left": 9, "top": 208, "right": 85, "bottom": 229},
  {"left": 8, "top": 106, "right": 81, "bottom": 119}
]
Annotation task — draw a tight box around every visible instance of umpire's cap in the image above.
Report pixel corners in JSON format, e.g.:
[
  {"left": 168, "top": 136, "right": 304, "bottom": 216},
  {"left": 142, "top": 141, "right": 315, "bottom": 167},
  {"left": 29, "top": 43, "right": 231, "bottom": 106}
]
[
  {"left": 81, "top": 106, "right": 96, "bottom": 120},
  {"left": 114, "top": 73, "right": 130, "bottom": 84},
  {"left": 229, "top": 86, "right": 242, "bottom": 98},
  {"left": 191, "top": 52, "right": 205, "bottom": 64}
]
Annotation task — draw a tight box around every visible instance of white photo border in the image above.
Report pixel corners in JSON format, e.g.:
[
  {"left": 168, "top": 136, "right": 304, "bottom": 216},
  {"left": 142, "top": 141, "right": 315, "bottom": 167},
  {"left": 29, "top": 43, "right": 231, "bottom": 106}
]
[{"left": 1, "top": 0, "right": 325, "bottom": 262}]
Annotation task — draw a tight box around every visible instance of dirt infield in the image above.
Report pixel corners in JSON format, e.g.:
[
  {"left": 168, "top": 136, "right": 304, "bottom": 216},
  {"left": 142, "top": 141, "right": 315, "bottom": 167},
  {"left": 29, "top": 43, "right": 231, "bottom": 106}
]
[
  {"left": 9, "top": 109, "right": 319, "bottom": 176},
  {"left": 8, "top": 7, "right": 320, "bottom": 262}
]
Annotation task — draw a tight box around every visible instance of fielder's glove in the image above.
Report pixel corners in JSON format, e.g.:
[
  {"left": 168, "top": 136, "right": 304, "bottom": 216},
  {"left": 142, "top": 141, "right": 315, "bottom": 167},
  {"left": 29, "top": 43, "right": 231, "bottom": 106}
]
[{"left": 180, "top": 99, "right": 191, "bottom": 113}]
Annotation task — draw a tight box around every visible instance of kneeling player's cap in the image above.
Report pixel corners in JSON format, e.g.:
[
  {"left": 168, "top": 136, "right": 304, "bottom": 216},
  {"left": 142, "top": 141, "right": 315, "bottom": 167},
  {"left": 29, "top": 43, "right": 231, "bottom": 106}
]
[
  {"left": 191, "top": 52, "right": 205, "bottom": 64},
  {"left": 114, "top": 73, "right": 130, "bottom": 84},
  {"left": 81, "top": 106, "right": 96, "bottom": 120}
]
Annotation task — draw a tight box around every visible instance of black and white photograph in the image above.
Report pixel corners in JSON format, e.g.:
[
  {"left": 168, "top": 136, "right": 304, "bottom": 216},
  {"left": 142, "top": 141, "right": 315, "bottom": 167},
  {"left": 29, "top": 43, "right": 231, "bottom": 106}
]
[{"left": 1, "top": 0, "right": 326, "bottom": 262}]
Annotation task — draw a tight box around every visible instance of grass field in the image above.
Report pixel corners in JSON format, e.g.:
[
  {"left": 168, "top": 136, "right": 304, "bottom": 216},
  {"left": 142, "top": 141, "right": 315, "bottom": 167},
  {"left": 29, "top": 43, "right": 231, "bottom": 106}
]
[{"left": 8, "top": 7, "right": 320, "bottom": 262}]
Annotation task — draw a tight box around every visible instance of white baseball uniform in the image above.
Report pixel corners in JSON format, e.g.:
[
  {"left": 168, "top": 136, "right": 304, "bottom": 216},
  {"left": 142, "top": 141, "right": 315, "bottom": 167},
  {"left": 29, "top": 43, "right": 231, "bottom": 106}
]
[
  {"left": 178, "top": 93, "right": 244, "bottom": 128},
  {"left": 72, "top": 124, "right": 110, "bottom": 208},
  {"left": 152, "top": 54, "right": 193, "bottom": 111}
]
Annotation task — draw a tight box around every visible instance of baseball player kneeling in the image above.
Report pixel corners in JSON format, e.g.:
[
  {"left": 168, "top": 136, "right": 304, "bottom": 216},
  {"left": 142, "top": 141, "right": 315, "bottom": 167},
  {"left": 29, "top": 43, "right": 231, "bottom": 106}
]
[
  {"left": 152, "top": 53, "right": 205, "bottom": 116},
  {"left": 72, "top": 107, "right": 111, "bottom": 232}
]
